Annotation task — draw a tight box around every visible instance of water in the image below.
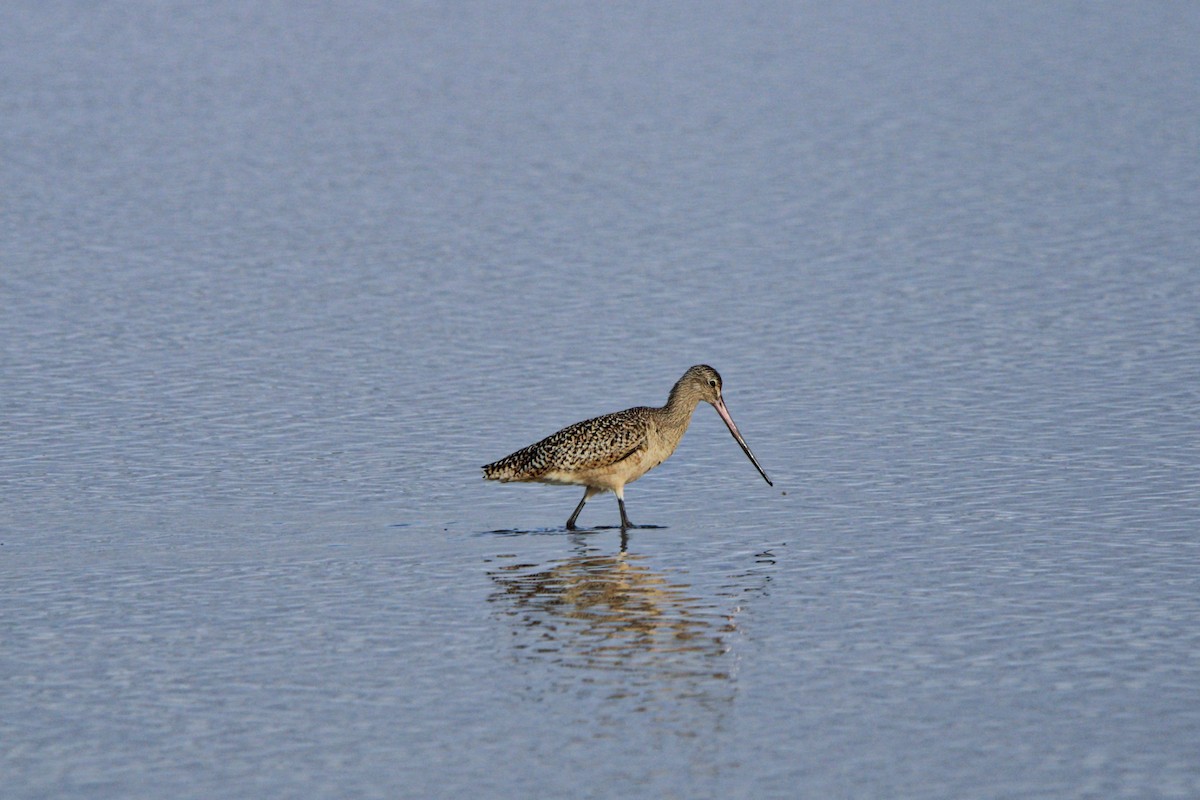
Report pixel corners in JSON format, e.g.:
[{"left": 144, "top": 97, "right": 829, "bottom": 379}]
[{"left": 3, "top": 2, "right": 1199, "bottom": 797}]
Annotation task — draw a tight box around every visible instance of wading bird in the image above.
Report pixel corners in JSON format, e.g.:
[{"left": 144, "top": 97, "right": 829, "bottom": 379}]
[{"left": 482, "top": 365, "right": 772, "bottom": 529}]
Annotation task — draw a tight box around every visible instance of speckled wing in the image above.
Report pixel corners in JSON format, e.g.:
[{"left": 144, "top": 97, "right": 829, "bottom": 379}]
[{"left": 482, "top": 407, "right": 650, "bottom": 482}]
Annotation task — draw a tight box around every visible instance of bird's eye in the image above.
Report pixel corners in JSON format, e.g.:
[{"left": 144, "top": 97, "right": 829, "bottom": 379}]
[{"left": 708, "top": 379, "right": 718, "bottom": 388}]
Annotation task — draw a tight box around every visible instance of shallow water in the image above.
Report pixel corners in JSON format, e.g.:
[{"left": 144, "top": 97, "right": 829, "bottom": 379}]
[{"left": 3, "top": 2, "right": 1199, "bottom": 798}]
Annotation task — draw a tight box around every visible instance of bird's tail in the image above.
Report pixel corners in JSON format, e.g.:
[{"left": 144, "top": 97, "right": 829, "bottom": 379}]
[
  {"left": 482, "top": 446, "right": 540, "bottom": 482},
  {"left": 481, "top": 458, "right": 519, "bottom": 482}
]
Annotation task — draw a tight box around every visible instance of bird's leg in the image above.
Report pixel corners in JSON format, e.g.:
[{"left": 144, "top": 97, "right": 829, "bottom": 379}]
[
  {"left": 566, "top": 494, "right": 587, "bottom": 529},
  {"left": 566, "top": 487, "right": 596, "bottom": 530},
  {"left": 617, "top": 496, "right": 635, "bottom": 530}
]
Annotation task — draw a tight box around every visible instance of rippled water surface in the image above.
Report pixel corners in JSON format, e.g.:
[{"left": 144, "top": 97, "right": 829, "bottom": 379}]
[{"left": 3, "top": 3, "right": 1199, "bottom": 798}]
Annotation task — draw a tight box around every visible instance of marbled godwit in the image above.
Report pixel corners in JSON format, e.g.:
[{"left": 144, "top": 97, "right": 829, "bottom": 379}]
[{"left": 482, "top": 365, "right": 772, "bottom": 529}]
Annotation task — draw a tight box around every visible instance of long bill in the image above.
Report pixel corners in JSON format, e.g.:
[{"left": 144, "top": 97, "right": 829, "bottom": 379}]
[{"left": 712, "top": 396, "right": 773, "bottom": 486}]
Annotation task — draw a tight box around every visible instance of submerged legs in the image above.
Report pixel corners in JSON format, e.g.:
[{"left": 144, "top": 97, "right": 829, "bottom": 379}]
[
  {"left": 617, "top": 497, "right": 634, "bottom": 530},
  {"left": 565, "top": 486, "right": 634, "bottom": 530},
  {"left": 566, "top": 486, "right": 600, "bottom": 530},
  {"left": 615, "top": 486, "right": 634, "bottom": 529}
]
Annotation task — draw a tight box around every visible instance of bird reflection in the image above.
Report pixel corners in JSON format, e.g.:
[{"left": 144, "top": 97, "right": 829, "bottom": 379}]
[{"left": 487, "top": 538, "right": 735, "bottom": 686}]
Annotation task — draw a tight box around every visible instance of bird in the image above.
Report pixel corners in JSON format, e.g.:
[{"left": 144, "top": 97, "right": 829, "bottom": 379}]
[{"left": 482, "top": 365, "right": 772, "bottom": 530}]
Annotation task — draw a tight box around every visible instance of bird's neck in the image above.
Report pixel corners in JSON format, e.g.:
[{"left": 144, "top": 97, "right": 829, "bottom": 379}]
[{"left": 661, "top": 381, "right": 704, "bottom": 426}]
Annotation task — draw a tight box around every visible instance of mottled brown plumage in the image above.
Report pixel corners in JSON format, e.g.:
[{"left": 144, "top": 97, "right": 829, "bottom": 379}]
[
  {"left": 482, "top": 409, "right": 650, "bottom": 480},
  {"left": 482, "top": 365, "right": 772, "bottom": 529}
]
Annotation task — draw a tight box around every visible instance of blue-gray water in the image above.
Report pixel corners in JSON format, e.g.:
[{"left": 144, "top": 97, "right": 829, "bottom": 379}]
[{"left": 3, "top": 3, "right": 1199, "bottom": 798}]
